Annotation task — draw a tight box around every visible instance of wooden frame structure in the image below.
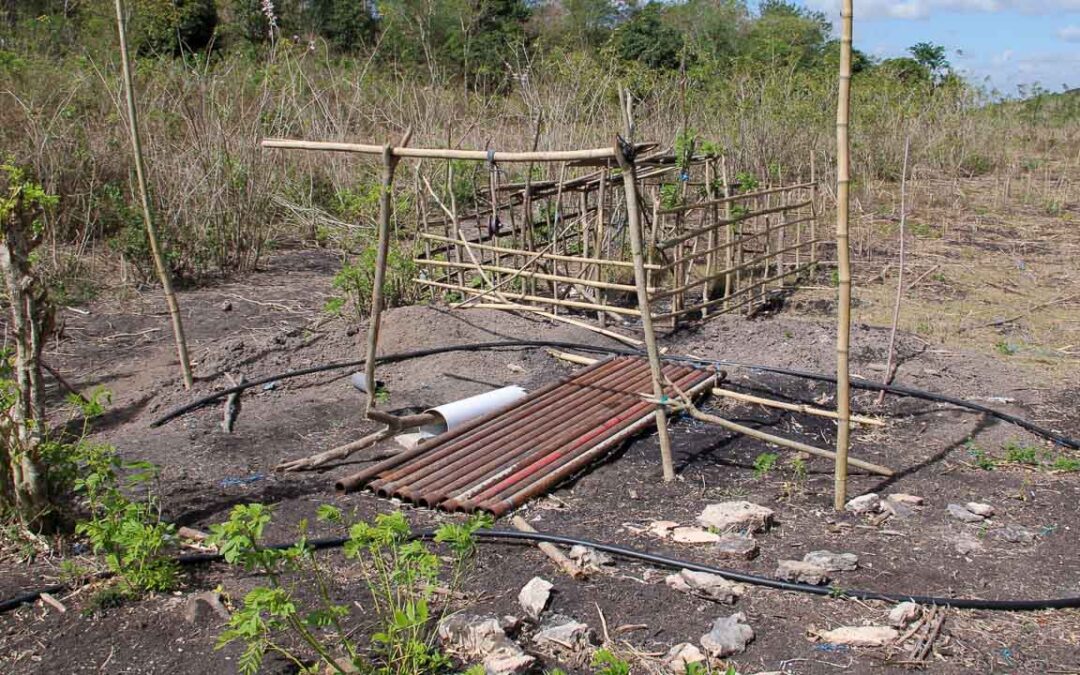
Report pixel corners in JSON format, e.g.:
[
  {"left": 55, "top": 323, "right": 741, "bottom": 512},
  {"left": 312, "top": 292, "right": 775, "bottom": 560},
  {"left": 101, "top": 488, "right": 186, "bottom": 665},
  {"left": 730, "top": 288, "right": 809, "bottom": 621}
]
[{"left": 261, "top": 135, "right": 827, "bottom": 485}]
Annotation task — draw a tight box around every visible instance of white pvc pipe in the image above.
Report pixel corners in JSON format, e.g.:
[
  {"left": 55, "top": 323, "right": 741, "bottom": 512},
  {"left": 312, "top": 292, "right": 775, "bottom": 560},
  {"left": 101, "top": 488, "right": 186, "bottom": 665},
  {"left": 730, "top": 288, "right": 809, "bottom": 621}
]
[{"left": 420, "top": 386, "right": 528, "bottom": 436}]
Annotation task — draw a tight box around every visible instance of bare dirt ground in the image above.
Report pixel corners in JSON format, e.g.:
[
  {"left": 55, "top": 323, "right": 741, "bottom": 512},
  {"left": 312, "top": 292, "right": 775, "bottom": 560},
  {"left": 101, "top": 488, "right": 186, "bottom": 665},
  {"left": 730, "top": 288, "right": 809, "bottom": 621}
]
[{"left": 1, "top": 182, "right": 1078, "bottom": 675}]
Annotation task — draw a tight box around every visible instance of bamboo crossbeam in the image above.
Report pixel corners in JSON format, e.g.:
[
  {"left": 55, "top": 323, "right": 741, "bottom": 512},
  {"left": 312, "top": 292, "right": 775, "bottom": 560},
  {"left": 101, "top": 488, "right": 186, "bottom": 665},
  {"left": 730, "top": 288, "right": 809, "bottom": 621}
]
[
  {"left": 658, "top": 200, "right": 812, "bottom": 250},
  {"left": 673, "top": 403, "right": 893, "bottom": 476},
  {"left": 657, "top": 181, "right": 816, "bottom": 215},
  {"left": 466, "top": 303, "right": 644, "bottom": 347},
  {"left": 262, "top": 138, "right": 617, "bottom": 163},
  {"left": 711, "top": 388, "right": 885, "bottom": 427},
  {"left": 660, "top": 215, "right": 814, "bottom": 272},
  {"left": 414, "top": 278, "right": 643, "bottom": 316},
  {"left": 650, "top": 239, "right": 822, "bottom": 303},
  {"left": 419, "top": 233, "right": 660, "bottom": 270},
  {"left": 416, "top": 258, "right": 650, "bottom": 293},
  {"left": 651, "top": 262, "right": 815, "bottom": 321}
]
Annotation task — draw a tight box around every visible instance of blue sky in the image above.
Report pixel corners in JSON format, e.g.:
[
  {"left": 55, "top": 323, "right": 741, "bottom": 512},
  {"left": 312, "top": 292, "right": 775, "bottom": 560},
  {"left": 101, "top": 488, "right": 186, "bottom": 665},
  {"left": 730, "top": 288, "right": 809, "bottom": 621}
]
[{"left": 791, "top": 1, "right": 1080, "bottom": 96}]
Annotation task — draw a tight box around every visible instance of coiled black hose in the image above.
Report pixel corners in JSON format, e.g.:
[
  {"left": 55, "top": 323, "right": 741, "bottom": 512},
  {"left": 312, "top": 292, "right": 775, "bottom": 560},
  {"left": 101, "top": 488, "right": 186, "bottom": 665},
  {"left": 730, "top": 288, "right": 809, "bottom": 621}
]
[
  {"left": 149, "top": 339, "right": 1079, "bottom": 450},
  {"left": 4, "top": 529, "right": 1078, "bottom": 614}
]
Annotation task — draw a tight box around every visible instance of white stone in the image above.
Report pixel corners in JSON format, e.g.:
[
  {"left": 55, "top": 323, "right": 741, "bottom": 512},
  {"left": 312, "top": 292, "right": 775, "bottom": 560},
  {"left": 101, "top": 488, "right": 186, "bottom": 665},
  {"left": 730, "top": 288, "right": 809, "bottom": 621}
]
[
  {"left": 568, "top": 545, "right": 613, "bottom": 569},
  {"left": 803, "top": 550, "right": 859, "bottom": 572},
  {"left": 888, "top": 493, "right": 924, "bottom": 506},
  {"left": 947, "top": 503, "right": 984, "bottom": 523},
  {"left": 483, "top": 650, "right": 536, "bottom": 675},
  {"left": 648, "top": 520, "right": 681, "bottom": 538},
  {"left": 955, "top": 535, "right": 984, "bottom": 555},
  {"left": 671, "top": 526, "right": 722, "bottom": 544},
  {"left": 518, "top": 577, "right": 553, "bottom": 621},
  {"left": 697, "top": 501, "right": 775, "bottom": 533},
  {"left": 533, "top": 615, "right": 590, "bottom": 653},
  {"left": 816, "top": 625, "right": 898, "bottom": 647},
  {"left": 844, "top": 493, "right": 881, "bottom": 514},
  {"left": 714, "top": 534, "right": 759, "bottom": 560},
  {"left": 700, "top": 613, "right": 755, "bottom": 657},
  {"left": 888, "top": 602, "right": 920, "bottom": 627},
  {"left": 662, "top": 643, "right": 706, "bottom": 674},
  {"left": 438, "top": 614, "right": 508, "bottom": 656},
  {"left": 775, "top": 560, "right": 830, "bottom": 585},
  {"left": 965, "top": 502, "right": 995, "bottom": 518},
  {"left": 882, "top": 496, "right": 916, "bottom": 519},
  {"left": 665, "top": 569, "right": 745, "bottom": 604}
]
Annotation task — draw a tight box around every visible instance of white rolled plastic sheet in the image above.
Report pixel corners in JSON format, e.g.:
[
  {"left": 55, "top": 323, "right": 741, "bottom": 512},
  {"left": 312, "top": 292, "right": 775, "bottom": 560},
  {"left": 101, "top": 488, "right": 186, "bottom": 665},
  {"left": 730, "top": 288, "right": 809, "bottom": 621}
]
[{"left": 420, "top": 386, "right": 528, "bottom": 436}]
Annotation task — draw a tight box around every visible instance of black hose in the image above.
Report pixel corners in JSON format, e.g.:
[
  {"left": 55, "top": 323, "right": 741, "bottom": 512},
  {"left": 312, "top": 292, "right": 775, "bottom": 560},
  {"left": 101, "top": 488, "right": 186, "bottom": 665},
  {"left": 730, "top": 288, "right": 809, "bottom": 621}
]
[
  {"left": 5, "top": 529, "right": 1078, "bottom": 614},
  {"left": 150, "top": 340, "right": 630, "bottom": 427},
  {"left": 149, "top": 339, "right": 1079, "bottom": 450}
]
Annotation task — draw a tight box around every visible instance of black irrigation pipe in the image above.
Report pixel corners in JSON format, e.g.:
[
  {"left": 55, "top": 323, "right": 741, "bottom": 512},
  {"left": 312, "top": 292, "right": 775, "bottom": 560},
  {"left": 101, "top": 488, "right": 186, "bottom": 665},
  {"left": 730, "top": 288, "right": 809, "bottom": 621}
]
[
  {"left": 149, "top": 339, "right": 1079, "bottom": 450},
  {"left": 5, "top": 529, "right": 1079, "bottom": 614}
]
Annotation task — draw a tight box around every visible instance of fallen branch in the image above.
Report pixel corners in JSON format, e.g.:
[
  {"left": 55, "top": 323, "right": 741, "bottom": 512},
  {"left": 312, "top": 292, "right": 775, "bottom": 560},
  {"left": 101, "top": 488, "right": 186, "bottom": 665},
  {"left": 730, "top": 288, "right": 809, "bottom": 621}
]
[
  {"left": 276, "top": 412, "right": 438, "bottom": 472},
  {"left": 511, "top": 516, "right": 583, "bottom": 579},
  {"left": 546, "top": 349, "right": 600, "bottom": 366}
]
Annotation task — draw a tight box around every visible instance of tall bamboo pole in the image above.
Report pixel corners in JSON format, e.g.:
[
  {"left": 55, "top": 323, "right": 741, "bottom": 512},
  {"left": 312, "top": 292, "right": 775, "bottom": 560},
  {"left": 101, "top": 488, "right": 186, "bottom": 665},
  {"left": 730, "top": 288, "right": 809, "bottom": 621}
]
[
  {"left": 114, "top": 0, "right": 192, "bottom": 389},
  {"left": 833, "top": 0, "right": 854, "bottom": 510},
  {"left": 363, "top": 131, "right": 412, "bottom": 413},
  {"left": 614, "top": 139, "right": 675, "bottom": 481}
]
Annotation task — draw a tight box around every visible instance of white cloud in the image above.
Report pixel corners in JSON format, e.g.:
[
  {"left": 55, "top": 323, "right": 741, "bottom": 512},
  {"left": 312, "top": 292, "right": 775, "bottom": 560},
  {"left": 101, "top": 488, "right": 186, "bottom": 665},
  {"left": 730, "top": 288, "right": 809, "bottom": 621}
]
[
  {"left": 806, "top": 0, "right": 1080, "bottom": 20},
  {"left": 1059, "top": 24, "right": 1080, "bottom": 41}
]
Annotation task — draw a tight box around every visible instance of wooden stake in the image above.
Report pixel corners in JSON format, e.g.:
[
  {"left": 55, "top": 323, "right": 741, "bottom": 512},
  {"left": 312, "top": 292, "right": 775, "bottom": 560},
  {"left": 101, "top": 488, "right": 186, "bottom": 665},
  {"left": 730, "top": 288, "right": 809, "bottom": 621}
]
[
  {"left": 711, "top": 387, "right": 884, "bottom": 427},
  {"left": 834, "top": 0, "right": 855, "bottom": 510},
  {"left": 114, "top": 0, "right": 192, "bottom": 389},
  {"left": 364, "top": 130, "right": 411, "bottom": 413},
  {"left": 614, "top": 138, "right": 675, "bottom": 482}
]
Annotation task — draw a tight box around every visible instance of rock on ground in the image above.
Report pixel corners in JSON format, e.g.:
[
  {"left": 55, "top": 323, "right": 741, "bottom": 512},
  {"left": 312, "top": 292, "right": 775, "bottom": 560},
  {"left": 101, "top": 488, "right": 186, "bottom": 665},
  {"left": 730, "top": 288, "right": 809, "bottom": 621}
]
[
  {"left": 955, "top": 535, "right": 985, "bottom": 555},
  {"left": 568, "top": 545, "right": 613, "bottom": 571},
  {"left": 816, "top": 625, "right": 898, "bottom": 647},
  {"left": 518, "top": 577, "right": 553, "bottom": 621},
  {"left": 888, "top": 602, "right": 921, "bottom": 627},
  {"left": 882, "top": 496, "right": 917, "bottom": 519},
  {"left": 715, "top": 533, "right": 759, "bottom": 560},
  {"left": 437, "top": 613, "right": 536, "bottom": 675},
  {"left": 648, "top": 520, "right": 681, "bottom": 538},
  {"left": 888, "top": 493, "right": 924, "bottom": 506},
  {"left": 990, "top": 524, "right": 1038, "bottom": 544},
  {"left": 533, "top": 614, "right": 591, "bottom": 654},
  {"left": 697, "top": 501, "right": 775, "bottom": 533},
  {"left": 671, "top": 526, "right": 721, "bottom": 544},
  {"left": 663, "top": 643, "right": 706, "bottom": 674},
  {"left": 665, "top": 569, "right": 745, "bottom": 604},
  {"left": 947, "top": 503, "right": 986, "bottom": 523},
  {"left": 775, "top": 559, "right": 830, "bottom": 585},
  {"left": 965, "top": 502, "right": 995, "bottom": 518},
  {"left": 700, "top": 613, "right": 755, "bottom": 657},
  {"left": 802, "top": 550, "right": 859, "bottom": 572},
  {"left": 184, "top": 591, "right": 231, "bottom": 624},
  {"left": 844, "top": 493, "right": 881, "bottom": 514}
]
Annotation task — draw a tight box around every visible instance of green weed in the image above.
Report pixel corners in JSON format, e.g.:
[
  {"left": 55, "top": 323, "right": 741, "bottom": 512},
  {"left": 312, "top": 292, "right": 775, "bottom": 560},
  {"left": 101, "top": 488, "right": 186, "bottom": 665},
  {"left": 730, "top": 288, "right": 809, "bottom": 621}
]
[{"left": 753, "top": 452, "right": 779, "bottom": 479}]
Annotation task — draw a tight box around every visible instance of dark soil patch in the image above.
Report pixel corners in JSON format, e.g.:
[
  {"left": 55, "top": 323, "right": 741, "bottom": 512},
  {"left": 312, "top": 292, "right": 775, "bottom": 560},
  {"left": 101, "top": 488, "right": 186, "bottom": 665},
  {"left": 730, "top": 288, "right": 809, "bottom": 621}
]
[{"left": 1, "top": 248, "right": 1077, "bottom": 674}]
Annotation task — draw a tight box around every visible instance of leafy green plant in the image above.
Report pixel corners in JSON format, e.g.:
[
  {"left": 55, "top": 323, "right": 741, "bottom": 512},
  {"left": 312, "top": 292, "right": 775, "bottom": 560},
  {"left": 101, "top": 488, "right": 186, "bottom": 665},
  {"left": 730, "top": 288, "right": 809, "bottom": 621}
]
[
  {"left": 1051, "top": 456, "right": 1080, "bottom": 472},
  {"left": 1003, "top": 441, "right": 1038, "bottom": 465},
  {"left": 790, "top": 456, "right": 807, "bottom": 482},
  {"left": 211, "top": 504, "right": 490, "bottom": 675},
  {"left": 753, "top": 452, "right": 778, "bottom": 479},
  {"left": 74, "top": 442, "right": 178, "bottom": 595},
  {"left": 592, "top": 648, "right": 631, "bottom": 675},
  {"left": 965, "top": 440, "right": 996, "bottom": 471},
  {"left": 331, "top": 241, "right": 418, "bottom": 320}
]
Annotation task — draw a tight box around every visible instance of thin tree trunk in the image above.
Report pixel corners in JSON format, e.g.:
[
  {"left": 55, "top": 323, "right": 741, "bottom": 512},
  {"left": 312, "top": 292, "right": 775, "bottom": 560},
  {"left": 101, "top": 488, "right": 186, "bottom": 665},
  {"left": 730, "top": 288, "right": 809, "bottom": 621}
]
[
  {"left": 114, "top": 0, "right": 193, "bottom": 389},
  {"left": 877, "top": 135, "right": 910, "bottom": 406},
  {"left": 834, "top": 0, "right": 854, "bottom": 511}
]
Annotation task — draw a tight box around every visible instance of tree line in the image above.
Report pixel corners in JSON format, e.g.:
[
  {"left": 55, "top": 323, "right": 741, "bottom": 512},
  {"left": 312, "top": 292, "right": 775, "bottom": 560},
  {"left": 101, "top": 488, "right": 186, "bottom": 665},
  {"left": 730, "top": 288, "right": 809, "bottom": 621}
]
[{"left": 4, "top": 0, "right": 953, "bottom": 90}]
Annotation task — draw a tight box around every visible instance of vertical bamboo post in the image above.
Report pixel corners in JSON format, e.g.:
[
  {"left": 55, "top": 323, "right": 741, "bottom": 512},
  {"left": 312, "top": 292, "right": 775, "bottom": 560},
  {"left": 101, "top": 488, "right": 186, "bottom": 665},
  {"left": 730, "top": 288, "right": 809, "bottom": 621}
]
[
  {"left": 721, "top": 156, "right": 734, "bottom": 309},
  {"left": 363, "top": 130, "right": 410, "bottom": 413},
  {"left": 596, "top": 168, "right": 607, "bottom": 325},
  {"left": 702, "top": 160, "right": 717, "bottom": 318},
  {"left": 615, "top": 139, "right": 675, "bottom": 482},
  {"left": 114, "top": 0, "right": 192, "bottom": 389},
  {"left": 834, "top": 0, "right": 854, "bottom": 510},
  {"left": 810, "top": 151, "right": 818, "bottom": 264}
]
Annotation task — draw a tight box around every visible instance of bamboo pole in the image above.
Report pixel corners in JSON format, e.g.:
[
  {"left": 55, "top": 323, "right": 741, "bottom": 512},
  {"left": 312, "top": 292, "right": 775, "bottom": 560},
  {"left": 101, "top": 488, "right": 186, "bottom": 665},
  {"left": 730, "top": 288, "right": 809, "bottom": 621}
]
[
  {"left": 652, "top": 262, "right": 815, "bottom": 321},
  {"left": 415, "top": 278, "right": 642, "bottom": 316},
  {"left": 416, "top": 258, "right": 648, "bottom": 294},
  {"left": 711, "top": 388, "right": 884, "bottom": 427},
  {"left": 114, "top": 0, "right": 192, "bottom": 389},
  {"left": 363, "top": 130, "right": 411, "bottom": 413},
  {"left": 614, "top": 138, "right": 675, "bottom": 482},
  {"left": 834, "top": 0, "right": 855, "bottom": 510},
  {"left": 660, "top": 216, "right": 814, "bottom": 272},
  {"left": 657, "top": 182, "right": 817, "bottom": 215},
  {"left": 418, "top": 233, "right": 659, "bottom": 269},
  {"left": 261, "top": 138, "right": 616, "bottom": 163},
  {"left": 658, "top": 201, "right": 810, "bottom": 250},
  {"left": 667, "top": 399, "right": 892, "bottom": 477}
]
